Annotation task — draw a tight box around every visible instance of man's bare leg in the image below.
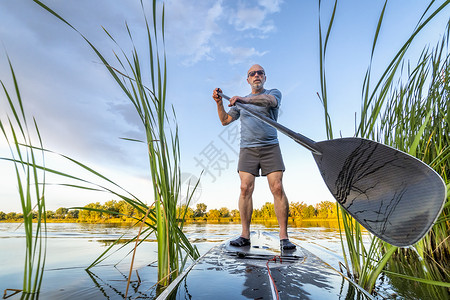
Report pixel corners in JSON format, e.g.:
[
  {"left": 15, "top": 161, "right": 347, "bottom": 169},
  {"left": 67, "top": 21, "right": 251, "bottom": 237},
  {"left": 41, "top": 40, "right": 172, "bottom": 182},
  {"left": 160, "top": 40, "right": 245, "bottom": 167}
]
[
  {"left": 238, "top": 171, "right": 255, "bottom": 239},
  {"left": 267, "top": 171, "right": 289, "bottom": 240}
]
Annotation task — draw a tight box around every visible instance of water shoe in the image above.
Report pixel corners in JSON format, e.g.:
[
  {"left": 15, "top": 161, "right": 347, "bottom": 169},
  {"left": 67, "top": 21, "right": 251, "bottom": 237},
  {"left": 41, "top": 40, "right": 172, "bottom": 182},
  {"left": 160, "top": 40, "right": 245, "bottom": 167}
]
[
  {"left": 280, "top": 239, "right": 296, "bottom": 250},
  {"left": 230, "top": 236, "right": 251, "bottom": 247}
]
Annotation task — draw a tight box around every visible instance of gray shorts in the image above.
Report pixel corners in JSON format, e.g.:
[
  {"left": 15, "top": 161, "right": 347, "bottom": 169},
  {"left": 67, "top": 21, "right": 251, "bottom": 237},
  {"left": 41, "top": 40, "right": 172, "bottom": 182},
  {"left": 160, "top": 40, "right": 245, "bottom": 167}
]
[{"left": 238, "top": 143, "right": 285, "bottom": 177}]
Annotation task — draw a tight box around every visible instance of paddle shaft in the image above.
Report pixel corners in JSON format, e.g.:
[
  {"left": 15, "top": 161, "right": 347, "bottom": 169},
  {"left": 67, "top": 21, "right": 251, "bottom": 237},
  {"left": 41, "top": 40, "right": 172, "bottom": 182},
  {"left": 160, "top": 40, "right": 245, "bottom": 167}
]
[{"left": 219, "top": 92, "right": 322, "bottom": 155}]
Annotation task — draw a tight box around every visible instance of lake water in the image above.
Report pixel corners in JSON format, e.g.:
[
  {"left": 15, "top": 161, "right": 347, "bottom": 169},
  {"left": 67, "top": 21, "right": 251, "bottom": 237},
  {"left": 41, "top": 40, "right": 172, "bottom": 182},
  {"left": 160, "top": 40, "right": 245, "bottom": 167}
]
[
  {"left": 0, "top": 221, "right": 349, "bottom": 298},
  {"left": 1, "top": 222, "right": 445, "bottom": 299}
]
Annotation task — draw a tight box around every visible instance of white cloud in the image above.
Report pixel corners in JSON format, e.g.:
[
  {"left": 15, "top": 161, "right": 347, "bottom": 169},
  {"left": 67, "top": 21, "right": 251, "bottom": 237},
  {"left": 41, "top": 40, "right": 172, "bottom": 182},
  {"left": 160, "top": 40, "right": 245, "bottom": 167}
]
[
  {"left": 165, "top": 0, "right": 224, "bottom": 65},
  {"left": 164, "top": 0, "right": 283, "bottom": 65},
  {"left": 229, "top": 0, "right": 281, "bottom": 34},
  {"left": 258, "top": 0, "right": 283, "bottom": 13},
  {"left": 222, "top": 46, "right": 268, "bottom": 65}
]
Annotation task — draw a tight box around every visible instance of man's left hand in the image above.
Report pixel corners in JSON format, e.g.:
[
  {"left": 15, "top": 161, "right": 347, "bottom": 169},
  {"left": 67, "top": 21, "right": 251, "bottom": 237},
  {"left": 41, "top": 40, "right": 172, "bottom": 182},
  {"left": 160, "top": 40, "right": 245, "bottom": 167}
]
[{"left": 229, "top": 96, "right": 246, "bottom": 107}]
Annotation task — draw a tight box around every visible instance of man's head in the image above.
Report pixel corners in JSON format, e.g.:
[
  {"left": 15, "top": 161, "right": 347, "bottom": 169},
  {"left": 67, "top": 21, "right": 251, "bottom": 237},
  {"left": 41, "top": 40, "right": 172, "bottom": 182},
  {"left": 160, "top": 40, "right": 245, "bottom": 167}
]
[{"left": 247, "top": 64, "right": 266, "bottom": 93}]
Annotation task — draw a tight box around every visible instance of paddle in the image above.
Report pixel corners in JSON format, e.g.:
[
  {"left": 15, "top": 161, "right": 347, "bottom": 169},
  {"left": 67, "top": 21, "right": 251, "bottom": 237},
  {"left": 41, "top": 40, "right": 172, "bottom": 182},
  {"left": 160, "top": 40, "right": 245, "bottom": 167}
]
[{"left": 218, "top": 92, "right": 447, "bottom": 247}]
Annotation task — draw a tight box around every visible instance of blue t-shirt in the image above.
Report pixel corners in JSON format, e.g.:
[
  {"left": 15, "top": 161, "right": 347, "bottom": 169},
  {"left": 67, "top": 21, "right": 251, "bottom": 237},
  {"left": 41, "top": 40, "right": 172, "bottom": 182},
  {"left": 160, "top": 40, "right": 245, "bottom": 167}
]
[{"left": 228, "top": 88, "right": 281, "bottom": 148}]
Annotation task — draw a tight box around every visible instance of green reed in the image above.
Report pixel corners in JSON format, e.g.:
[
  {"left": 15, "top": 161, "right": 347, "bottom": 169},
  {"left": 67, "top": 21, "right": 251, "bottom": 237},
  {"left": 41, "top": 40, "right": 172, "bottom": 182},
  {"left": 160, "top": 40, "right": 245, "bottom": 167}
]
[
  {"left": 374, "top": 24, "right": 450, "bottom": 298},
  {"left": 318, "top": 0, "right": 450, "bottom": 294},
  {"left": 378, "top": 27, "right": 449, "bottom": 258},
  {"left": 0, "top": 59, "right": 47, "bottom": 295},
  {"left": 30, "top": 0, "right": 200, "bottom": 289}
]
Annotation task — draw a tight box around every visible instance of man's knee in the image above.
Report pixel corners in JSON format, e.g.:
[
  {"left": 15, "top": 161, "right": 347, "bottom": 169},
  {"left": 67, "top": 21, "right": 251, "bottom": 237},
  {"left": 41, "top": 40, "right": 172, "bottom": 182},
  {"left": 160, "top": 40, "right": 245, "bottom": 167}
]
[
  {"left": 270, "top": 180, "right": 284, "bottom": 197},
  {"left": 240, "top": 181, "right": 254, "bottom": 197}
]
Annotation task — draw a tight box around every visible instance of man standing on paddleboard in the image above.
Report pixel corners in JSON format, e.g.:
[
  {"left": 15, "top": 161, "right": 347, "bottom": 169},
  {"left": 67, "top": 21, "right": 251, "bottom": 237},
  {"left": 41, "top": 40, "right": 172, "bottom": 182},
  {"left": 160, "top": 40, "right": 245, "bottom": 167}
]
[{"left": 212, "top": 64, "right": 296, "bottom": 250}]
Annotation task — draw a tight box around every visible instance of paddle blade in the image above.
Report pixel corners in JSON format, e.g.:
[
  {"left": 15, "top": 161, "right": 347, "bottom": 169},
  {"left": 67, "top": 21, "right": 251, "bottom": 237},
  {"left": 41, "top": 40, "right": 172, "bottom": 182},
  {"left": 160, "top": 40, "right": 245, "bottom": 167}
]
[{"left": 312, "top": 138, "right": 446, "bottom": 247}]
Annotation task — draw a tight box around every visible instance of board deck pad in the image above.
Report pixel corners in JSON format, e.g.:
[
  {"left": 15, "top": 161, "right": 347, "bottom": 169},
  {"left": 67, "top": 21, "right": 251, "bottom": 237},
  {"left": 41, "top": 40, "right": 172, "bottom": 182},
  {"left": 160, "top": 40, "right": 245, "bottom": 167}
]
[{"left": 224, "top": 232, "right": 304, "bottom": 268}]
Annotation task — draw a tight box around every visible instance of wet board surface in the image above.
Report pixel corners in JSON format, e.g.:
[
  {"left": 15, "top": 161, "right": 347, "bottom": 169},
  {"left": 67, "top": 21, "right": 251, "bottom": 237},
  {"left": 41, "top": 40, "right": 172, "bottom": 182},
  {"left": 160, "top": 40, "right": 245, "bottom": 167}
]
[{"left": 161, "top": 231, "right": 372, "bottom": 300}]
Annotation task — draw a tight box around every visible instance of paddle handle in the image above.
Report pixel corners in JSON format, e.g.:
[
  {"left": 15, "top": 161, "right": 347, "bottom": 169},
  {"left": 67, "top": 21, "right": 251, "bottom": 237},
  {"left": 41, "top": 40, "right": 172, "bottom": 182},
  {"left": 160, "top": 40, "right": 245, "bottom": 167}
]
[{"left": 218, "top": 92, "right": 322, "bottom": 155}]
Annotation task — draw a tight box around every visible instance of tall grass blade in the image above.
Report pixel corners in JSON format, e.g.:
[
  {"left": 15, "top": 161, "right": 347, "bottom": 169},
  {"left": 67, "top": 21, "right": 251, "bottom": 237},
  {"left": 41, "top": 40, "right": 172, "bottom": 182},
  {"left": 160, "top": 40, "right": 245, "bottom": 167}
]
[{"left": 0, "top": 60, "right": 47, "bottom": 296}]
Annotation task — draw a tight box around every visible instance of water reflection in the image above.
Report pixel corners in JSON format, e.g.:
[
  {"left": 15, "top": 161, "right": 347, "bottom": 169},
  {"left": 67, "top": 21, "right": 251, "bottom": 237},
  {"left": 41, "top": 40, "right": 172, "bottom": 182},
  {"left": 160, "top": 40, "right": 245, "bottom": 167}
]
[{"left": 383, "top": 249, "right": 450, "bottom": 300}]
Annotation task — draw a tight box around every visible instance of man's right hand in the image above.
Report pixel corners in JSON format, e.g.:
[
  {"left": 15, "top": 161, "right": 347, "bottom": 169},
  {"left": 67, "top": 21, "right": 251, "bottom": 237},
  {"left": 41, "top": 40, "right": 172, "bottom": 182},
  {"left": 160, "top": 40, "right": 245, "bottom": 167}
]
[{"left": 212, "top": 88, "right": 223, "bottom": 103}]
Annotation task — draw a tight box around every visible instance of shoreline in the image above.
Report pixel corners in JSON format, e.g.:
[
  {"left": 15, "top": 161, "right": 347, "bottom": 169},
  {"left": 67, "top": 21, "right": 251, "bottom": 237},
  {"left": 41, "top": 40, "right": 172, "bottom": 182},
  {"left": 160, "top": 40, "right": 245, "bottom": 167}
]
[{"left": 0, "top": 217, "right": 340, "bottom": 224}]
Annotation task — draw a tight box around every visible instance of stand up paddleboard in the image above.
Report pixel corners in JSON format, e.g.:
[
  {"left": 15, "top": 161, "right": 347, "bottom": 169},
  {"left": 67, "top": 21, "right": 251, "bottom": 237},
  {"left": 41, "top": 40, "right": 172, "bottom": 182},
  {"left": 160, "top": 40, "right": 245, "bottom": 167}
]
[{"left": 157, "top": 231, "right": 373, "bottom": 299}]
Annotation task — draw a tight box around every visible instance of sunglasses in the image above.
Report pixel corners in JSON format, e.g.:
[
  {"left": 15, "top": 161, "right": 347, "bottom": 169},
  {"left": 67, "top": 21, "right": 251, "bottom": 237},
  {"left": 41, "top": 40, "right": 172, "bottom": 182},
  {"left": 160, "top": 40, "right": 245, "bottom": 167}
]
[{"left": 248, "top": 70, "right": 265, "bottom": 77}]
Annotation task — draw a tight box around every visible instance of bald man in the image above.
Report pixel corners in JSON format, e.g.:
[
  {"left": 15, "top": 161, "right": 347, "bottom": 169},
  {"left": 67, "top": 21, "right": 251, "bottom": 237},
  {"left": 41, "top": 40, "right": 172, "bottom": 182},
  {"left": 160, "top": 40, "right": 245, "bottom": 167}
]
[{"left": 212, "top": 64, "right": 295, "bottom": 250}]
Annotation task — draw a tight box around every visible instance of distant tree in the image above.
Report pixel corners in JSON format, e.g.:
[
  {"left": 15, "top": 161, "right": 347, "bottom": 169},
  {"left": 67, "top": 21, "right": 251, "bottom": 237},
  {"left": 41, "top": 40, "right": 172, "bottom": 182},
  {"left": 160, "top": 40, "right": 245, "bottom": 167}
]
[
  {"left": 31, "top": 211, "right": 39, "bottom": 219},
  {"left": 303, "top": 205, "right": 317, "bottom": 218},
  {"left": 289, "top": 202, "right": 307, "bottom": 219},
  {"left": 103, "top": 200, "right": 120, "bottom": 218},
  {"left": 194, "top": 203, "right": 207, "bottom": 218},
  {"left": 117, "top": 200, "right": 135, "bottom": 218},
  {"left": 79, "top": 202, "right": 102, "bottom": 221},
  {"left": 316, "top": 201, "right": 336, "bottom": 219},
  {"left": 230, "top": 209, "right": 240, "bottom": 219},
  {"left": 261, "top": 202, "right": 276, "bottom": 219},
  {"left": 55, "top": 207, "right": 69, "bottom": 219},
  {"left": 207, "top": 209, "right": 220, "bottom": 220},
  {"left": 186, "top": 207, "right": 194, "bottom": 219},
  {"left": 67, "top": 209, "right": 79, "bottom": 219},
  {"left": 252, "top": 208, "right": 262, "bottom": 219},
  {"left": 46, "top": 210, "right": 55, "bottom": 219},
  {"left": 6, "top": 212, "right": 17, "bottom": 220},
  {"left": 219, "top": 207, "right": 230, "bottom": 218},
  {"left": 0, "top": 211, "right": 6, "bottom": 220},
  {"left": 177, "top": 205, "right": 194, "bottom": 219}
]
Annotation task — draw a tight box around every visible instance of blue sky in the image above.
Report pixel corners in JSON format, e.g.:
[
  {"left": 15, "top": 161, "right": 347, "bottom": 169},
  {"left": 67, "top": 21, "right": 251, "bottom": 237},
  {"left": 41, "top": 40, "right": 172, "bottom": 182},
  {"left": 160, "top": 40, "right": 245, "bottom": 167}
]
[{"left": 0, "top": 0, "right": 448, "bottom": 213}]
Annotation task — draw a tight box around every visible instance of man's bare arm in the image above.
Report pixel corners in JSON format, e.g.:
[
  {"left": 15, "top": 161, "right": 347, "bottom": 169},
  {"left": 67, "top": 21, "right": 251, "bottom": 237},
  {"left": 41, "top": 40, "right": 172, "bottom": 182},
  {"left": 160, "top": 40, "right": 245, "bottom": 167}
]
[
  {"left": 213, "top": 88, "right": 235, "bottom": 126},
  {"left": 229, "top": 94, "right": 277, "bottom": 107},
  {"left": 216, "top": 99, "right": 235, "bottom": 125}
]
